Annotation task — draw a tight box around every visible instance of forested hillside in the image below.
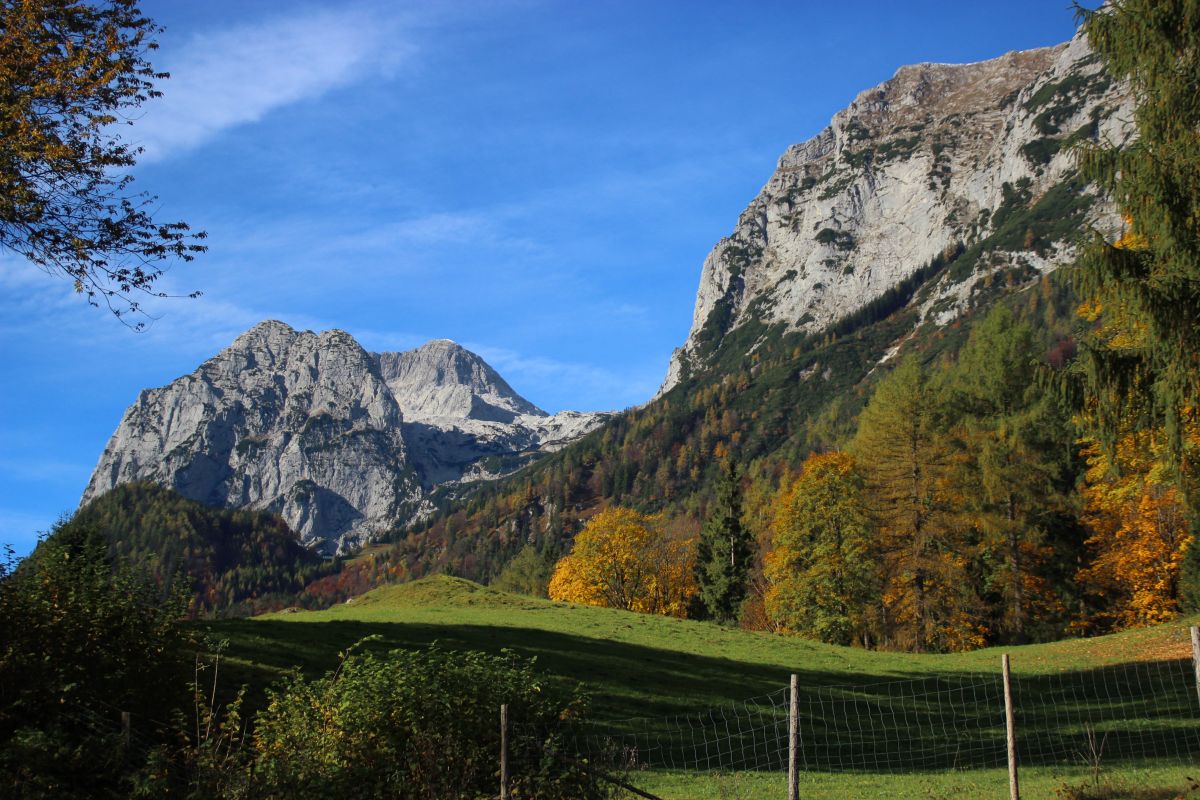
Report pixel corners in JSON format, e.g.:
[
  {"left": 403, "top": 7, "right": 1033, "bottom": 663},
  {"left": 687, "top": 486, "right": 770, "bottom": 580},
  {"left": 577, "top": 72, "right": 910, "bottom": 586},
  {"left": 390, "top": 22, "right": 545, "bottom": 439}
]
[
  {"left": 68, "top": 483, "right": 335, "bottom": 615},
  {"left": 311, "top": 267, "right": 1086, "bottom": 624}
]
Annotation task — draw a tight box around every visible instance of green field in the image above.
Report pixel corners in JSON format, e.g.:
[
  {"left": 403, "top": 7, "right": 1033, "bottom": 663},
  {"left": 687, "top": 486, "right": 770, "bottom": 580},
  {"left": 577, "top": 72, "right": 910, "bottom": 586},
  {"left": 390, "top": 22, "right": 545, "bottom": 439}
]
[{"left": 203, "top": 576, "right": 1200, "bottom": 799}]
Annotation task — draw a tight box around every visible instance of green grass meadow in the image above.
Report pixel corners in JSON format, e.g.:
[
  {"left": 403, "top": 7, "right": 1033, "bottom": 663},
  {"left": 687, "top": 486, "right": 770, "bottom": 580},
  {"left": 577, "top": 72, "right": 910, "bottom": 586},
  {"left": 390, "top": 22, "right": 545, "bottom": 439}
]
[{"left": 202, "top": 577, "right": 1200, "bottom": 799}]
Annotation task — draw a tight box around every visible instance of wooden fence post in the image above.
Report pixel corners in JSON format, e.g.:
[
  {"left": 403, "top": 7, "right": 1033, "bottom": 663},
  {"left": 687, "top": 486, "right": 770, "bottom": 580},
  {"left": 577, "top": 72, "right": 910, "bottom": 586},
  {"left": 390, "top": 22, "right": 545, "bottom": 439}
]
[
  {"left": 500, "top": 704, "right": 509, "bottom": 800},
  {"left": 1190, "top": 627, "right": 1200, "bottom": 707},
  {"left": 1003, "top": 654, "right": 1019, "bottom": 800},
  {"left": 789, "top": 673, "right": 799, "bottom": 800}
]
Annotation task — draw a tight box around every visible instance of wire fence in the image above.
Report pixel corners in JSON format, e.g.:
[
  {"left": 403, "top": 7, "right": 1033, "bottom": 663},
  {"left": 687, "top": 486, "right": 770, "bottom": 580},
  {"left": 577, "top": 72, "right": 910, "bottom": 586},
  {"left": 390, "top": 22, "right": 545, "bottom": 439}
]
[
  {"left": 515, "top": 653, "right": 1200, "bottom": 784},
  {"left": 49, "top": 634, "right": 1200, "bottom": 799}
]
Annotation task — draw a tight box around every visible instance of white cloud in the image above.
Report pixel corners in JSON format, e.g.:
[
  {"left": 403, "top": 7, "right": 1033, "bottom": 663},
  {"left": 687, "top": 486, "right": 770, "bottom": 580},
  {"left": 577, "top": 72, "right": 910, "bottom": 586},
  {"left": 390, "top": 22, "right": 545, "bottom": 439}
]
[{"left": 133, "top": 5, "right": 416, "bottom": 161}]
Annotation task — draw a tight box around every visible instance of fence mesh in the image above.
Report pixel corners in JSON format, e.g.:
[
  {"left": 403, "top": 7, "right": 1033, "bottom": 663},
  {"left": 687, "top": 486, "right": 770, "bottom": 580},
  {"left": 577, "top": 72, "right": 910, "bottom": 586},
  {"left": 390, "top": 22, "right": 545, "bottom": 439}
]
[{"left": 519, "top": 656, "right": 1200, "bottom": 777}]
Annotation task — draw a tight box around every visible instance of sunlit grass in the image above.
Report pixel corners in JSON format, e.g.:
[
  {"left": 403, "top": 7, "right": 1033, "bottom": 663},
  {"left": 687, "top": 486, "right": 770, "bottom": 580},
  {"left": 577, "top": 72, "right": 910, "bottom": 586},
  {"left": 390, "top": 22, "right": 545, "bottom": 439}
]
[{"left": 200, "top": 576, "right": 1200, "bottom": 799}]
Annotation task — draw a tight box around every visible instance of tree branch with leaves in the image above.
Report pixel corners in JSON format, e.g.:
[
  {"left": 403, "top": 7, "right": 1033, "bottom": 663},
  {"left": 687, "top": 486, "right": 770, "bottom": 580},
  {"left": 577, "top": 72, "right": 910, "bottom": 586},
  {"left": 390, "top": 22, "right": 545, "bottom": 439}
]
[{"left": 0, "top": 0, "right": 206, "bottom": 327}]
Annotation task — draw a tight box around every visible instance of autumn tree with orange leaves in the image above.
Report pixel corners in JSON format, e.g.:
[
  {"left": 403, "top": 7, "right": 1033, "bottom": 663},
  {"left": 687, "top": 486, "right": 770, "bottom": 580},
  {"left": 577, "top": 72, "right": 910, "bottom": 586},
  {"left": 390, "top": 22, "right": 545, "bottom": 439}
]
[
  {"left": 548, "top": 507, "right": 697, "bottom": 617},
  {"left": 1075, "top": 420, "right": 1196, "bottom": 632}
]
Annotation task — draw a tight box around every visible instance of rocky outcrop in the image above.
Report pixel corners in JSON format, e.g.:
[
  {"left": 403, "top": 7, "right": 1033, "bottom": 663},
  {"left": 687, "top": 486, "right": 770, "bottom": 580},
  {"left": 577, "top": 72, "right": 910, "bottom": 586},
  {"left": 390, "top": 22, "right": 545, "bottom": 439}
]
[
  {"left": 82, "top": 321, "right": 418, "bottom": 554},
  {"left": 374, "top": 340, "right": 612, "bottom": 487},
  {"left": 376, "top": 339, "right": 544, "bottom": 424},
  {"left": 83, "top": 322, "right": 611, "bottom": 553},
  {"left": 660, "top": 31, "right": 1132, "bottom": 394}
]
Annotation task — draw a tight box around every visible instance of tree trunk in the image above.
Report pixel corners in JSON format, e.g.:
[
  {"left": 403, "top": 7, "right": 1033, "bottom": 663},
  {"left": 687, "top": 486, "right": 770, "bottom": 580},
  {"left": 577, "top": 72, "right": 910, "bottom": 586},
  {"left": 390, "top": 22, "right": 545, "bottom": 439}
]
[{"left": 1008, "top": 493, "right": 1025, "bottom": 642}]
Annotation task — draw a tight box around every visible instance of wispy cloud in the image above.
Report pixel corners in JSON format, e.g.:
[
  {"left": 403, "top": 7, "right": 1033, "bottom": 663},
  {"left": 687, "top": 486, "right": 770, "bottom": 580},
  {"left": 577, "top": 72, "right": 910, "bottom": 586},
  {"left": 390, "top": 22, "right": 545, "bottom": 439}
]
[
  {"left": 0, "top": 253, "right": 330, "bottom": 363},
  {"left": 133, "top": 4, "right": 416, "bottom": 161},
  {"left": 321, "top": 211, "right": 543, "bottom": 258}
]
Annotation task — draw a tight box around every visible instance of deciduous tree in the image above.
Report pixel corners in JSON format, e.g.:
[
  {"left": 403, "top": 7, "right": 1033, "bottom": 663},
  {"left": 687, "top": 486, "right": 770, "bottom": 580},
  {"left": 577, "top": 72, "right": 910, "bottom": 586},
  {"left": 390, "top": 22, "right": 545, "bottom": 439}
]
[
  {"left": 764, "top": 452, "right": 878, "bottom": 646},
  {"left": 0, "top": 0, "right": 205, "bottom": 324},
  {"left": 945, "top": 305, "right": 1069, "bottom": 642},
  {"left": 548, "top": 507, "right": 696, "bottom": 617},
  {"left": 851, "top": 357, "right": 982, "bottom": 652},
  {"left": 1076, "top": 419, "right": 1195, "bottom": 631}
]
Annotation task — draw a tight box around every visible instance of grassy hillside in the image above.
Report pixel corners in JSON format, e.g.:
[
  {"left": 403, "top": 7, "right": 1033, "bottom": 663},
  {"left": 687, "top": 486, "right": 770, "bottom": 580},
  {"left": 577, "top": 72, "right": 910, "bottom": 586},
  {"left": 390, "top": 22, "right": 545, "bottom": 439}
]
[{"left": 204, "top": 576, "right": 1200, "bottom": 800}]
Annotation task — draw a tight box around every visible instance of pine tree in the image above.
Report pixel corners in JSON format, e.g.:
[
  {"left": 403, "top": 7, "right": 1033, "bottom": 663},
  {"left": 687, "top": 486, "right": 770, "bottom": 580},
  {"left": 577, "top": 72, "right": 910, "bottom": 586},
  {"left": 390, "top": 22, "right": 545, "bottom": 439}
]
[
  {"left": 1071, "top": 0, "right": 1200, "bottom": 486},
  {"left": 946, "top": 305, "right": 1070, "bottom": 643},
  {"left": 491, "top": 544, "right": 555, "bottom": 597},
  {"left": 1071, "top": 0, "right": 1200, "bottom": 611},
  {"left": 695, "top": 461, "right": 754, "bottom": 623}
]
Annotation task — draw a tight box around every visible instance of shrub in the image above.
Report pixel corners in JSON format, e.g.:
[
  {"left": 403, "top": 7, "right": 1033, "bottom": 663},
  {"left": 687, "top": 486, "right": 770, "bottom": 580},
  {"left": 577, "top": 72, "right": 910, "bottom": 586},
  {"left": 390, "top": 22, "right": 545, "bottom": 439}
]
[
  {"left": 0, "top": 523, "right": 192, "bottom": 799},
  {"left": 249, "top": 644, "right": 612, "bottom": 800}
]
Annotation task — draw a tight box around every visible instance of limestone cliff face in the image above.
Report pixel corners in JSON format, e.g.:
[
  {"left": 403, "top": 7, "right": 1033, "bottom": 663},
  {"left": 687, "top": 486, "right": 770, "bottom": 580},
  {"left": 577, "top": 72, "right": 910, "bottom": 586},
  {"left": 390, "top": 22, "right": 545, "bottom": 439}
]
[
  {"left": 660, "top": 32, "right": 1132, "bottom": 393},
  {"left": 376, "top": 340, "right": 544, "bottom": 424},
  {"left": 83, "top": 323, "right": 610, "bottom": 552},
  {"left": 374, "top": 340, "right": 613, "bottom": 487},
  {"left": 82, "top": 321, "right": 417, "bottom": 554}
]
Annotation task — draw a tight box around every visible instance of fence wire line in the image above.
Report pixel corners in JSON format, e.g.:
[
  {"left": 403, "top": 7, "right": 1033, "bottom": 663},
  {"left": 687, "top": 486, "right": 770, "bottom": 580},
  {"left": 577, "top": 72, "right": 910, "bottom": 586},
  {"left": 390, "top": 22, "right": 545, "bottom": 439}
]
[{"left": 516, "top": 658, "right": 1200, "bottom": 775}]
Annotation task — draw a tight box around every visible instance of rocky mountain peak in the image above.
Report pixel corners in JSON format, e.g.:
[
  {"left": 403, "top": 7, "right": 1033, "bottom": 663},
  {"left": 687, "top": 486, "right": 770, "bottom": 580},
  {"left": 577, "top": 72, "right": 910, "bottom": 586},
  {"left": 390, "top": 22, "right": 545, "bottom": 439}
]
[
  {"left": 660, "top": 31, "right": 1130, "bottom": 395},
  {"left": 83, "top": 322, "right": 612, "bottom": 553},
  {"left": 83, "top": 320, "right": 416, "bottom": 555},
  {"left": 374, "top": 339, "right": 545, "bottom": 425}
]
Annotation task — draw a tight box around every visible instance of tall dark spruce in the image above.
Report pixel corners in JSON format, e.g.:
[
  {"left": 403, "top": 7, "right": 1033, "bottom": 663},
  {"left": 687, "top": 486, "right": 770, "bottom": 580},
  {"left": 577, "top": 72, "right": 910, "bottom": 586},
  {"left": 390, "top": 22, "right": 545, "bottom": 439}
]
[
  {"left": 695, "top": 462, "right": 754, "bottom": 623},
  {"left": 1070, "top": 0, "right": 1200, "bottom": 607}
]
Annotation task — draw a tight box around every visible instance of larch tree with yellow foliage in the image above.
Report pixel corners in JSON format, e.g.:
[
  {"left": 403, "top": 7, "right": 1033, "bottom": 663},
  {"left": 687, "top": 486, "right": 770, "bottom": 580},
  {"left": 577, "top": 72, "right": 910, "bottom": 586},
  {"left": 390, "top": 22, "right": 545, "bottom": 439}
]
[
  {"left": 764, "top": 452, "right": 879, "bottom": 646},
  {"left": 850, "top": 357, "right": 984, "bottom": 653},
  {"left": 548, "top": 507, "right": 697, "bottom": 617}
]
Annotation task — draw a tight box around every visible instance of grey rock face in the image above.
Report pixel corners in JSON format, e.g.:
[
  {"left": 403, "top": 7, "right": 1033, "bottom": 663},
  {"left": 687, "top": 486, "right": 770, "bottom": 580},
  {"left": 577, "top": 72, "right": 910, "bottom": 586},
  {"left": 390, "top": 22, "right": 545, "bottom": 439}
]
[
  {"left": 376, "top": 339, "right": 544, "bottom": 424},
  {"left": 373, "top": 340, "right": 612, "bottom": 488},
  {"left": 659, "top": 32, "right": 1133, "bottom": 394},
  {"left": 83, "top": 322, "right": 611, "bottom": 553},
  {"left": 83, "top": 321, "right": 418, "bottom": 554}
]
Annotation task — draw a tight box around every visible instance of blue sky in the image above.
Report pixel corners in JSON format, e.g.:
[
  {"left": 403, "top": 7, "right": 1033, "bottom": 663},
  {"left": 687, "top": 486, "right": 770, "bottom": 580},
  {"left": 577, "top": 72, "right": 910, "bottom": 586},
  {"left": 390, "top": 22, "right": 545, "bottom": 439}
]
[{"left": 0, "top": 0, "right": 1088, "bottom": 555}]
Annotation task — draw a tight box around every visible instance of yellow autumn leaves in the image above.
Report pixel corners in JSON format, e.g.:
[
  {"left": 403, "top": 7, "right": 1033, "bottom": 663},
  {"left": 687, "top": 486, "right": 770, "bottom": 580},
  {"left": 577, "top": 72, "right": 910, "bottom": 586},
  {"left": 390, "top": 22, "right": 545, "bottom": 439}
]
[
  {"left": 547, "top": 508, "right": 696, "bottom": 617},
  {"left": 1075, "top": 420, "right": 1198, "bottom": 631}
]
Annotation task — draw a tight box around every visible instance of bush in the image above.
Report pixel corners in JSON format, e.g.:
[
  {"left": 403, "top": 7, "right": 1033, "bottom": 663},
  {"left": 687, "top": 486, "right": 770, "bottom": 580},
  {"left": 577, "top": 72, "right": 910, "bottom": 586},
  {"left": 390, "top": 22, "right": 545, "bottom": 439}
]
[
  {"left": 0, "top": 522, "right": 193, "bottom": 799},
  {"left": 249, "top": 644, "right": 612, "bottom": 800}
]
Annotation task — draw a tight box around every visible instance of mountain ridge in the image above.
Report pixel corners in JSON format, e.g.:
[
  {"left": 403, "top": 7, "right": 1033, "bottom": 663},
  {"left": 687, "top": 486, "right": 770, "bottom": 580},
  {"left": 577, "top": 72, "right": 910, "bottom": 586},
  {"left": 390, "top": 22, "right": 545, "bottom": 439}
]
[
  {"left": 659, "top": 31, "right": 1129, "bottom": 394},
  {"left": 82, "top": 320, "right": 610, "bottom": 553},
  {"left": 83, "top": 30, "right": 1128, "bottom": 567}
]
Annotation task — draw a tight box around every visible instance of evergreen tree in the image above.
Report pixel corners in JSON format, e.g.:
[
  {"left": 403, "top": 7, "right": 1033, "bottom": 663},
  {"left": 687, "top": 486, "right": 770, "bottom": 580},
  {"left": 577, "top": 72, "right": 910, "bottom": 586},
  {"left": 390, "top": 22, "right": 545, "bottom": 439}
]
[
  {"left": 945, "top": 305, "right": 1072, "bottom": 642},
  {"left": 1071, "top": 0, "right": 1200, "bottom": 610},
  {"left": 695, "top": 462, "right": 754, "bottom": 623},
  {"left": 491, "top": 544, "right": 555, "bottom": 597}
]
